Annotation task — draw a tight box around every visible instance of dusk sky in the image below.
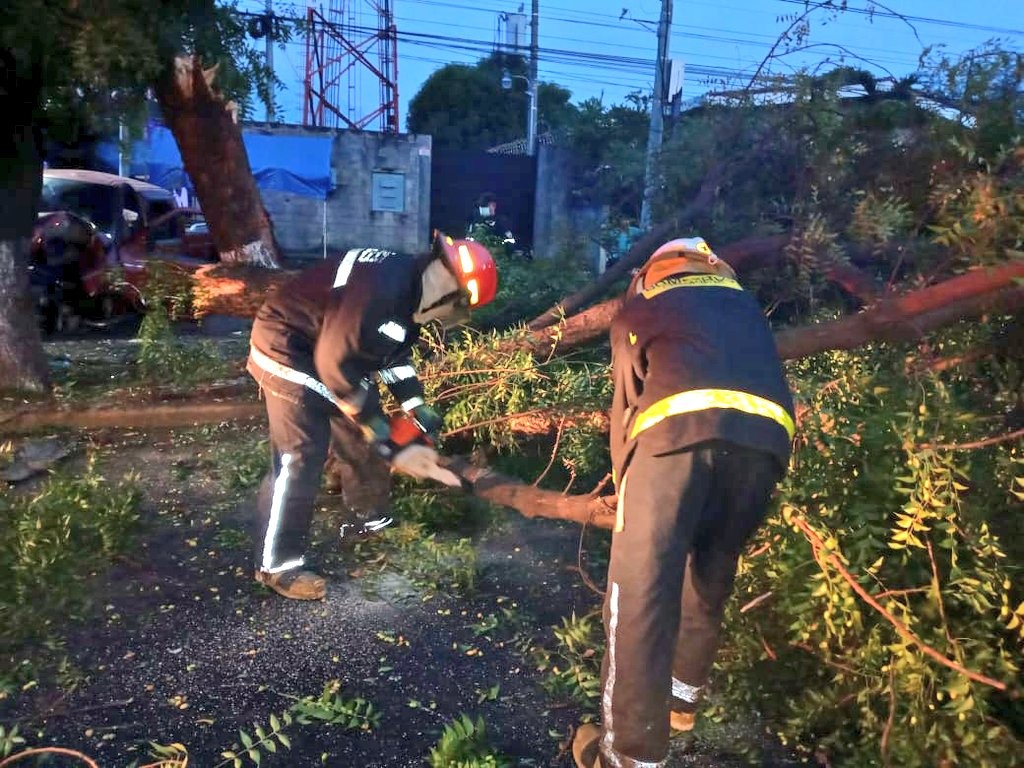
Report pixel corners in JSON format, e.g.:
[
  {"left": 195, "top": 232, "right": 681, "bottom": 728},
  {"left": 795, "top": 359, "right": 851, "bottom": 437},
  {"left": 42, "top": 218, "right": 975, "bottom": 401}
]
[{"left": 236, "top": 0, "right": 1024, "bottom": 131}]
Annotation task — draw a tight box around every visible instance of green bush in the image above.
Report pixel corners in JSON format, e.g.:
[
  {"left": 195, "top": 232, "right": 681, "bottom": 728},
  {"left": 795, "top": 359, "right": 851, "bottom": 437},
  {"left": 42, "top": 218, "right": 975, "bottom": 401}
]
[
  {"left": 534, "top": 612, "right": 603, "bottom": 709},
  {"left": 705, "top": 341, "right": 1024, "bottom": 767},
  {"left": 135, "top": 262, "right": 228, "bottom": 385},
  {"left": 353, "top": 522, "right": 478, "bottom": 595},
  {"left": 0, "top": 459, "right": 141, "bottom": 653}
]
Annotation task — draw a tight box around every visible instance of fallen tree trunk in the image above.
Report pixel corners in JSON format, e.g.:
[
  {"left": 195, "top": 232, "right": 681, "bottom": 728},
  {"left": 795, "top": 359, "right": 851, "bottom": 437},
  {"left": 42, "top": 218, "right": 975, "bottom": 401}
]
[
  {"left": 0, "top": 398, "right": 606, "bottom": 439},
  {"left": 156, "top": 55, "right": 282, "bottom": 269},
  {"left": 0, "top": 397, "right": 616, "bottom": 527},
  {"left": 9, "top": 266, "right": 1021, "bottom": 434},
  {"left": 444, "top": 456, "right": 616, "bottom": 529},
  {"left": 528, "top": 260, "right": 1024, "bottom": 359},
  {"left": 0, "top": 401, "right": 265, "bottom": 434},
  {"left": 774, "top": 263, "right": 1024, "bottom": 360},
  {"left": 191, "top": 262, "right": 292, "bottom": 318}
]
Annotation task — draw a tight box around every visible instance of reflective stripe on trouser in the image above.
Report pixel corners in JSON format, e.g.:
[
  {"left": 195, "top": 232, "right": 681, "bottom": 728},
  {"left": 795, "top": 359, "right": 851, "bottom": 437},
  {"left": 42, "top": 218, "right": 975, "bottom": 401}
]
[
  {"left": 598, "top": 440, "right": 780, "bottom": 764},
  {"left": 255, "top": 379, "right": 336, "bottom": 574}
]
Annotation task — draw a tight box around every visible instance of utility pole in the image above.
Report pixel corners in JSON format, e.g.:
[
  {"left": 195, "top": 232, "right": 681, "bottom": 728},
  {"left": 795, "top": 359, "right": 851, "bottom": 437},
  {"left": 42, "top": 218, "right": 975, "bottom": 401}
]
[
  {"left": 640, "top": 0, "right": 672, "bottom": 229},
  {"left": 265, "top": 0, "right": 275, "bottom": 123},
  {"left": 527, "top": 0, "right": 539, "bottom": 156}
]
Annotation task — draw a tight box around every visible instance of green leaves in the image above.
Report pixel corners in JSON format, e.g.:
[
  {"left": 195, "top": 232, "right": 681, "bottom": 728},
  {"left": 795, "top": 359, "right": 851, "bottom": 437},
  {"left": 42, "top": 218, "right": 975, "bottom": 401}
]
[
  {"left": 428, "top": 714, "right": 510, "bottom": 768},
  {"left": 216, "top": 711, "right": 292, "bottom": 768},
  {"left": 0, "top": 458, "right": 141, "bottom": 651},
  {"left": 288, "top": 680, "right": 381, "bottom": 732},
  {"left": 0, "top": 725, "right": 26, "bottom": 759},
  {"left": 717, "top": 340, "right": 1024, "bottom": 766},
  {"left": 135, "top": 264, "right": 229, "bottom": 386},
  {"left": 535, "top": 612, "right": 603, "bottom": 708}
]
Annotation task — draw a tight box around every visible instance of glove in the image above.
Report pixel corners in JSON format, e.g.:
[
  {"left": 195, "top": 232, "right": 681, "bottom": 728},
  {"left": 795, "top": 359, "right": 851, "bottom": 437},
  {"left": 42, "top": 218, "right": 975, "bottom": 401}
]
[
  {"left": 360, "top": 414, "right": 391, "bottom": 444},
  {"left": 390, "top": 444, "right": 463, "bottom": 487},
  {"left": 408, "top": 404, "right": 443, "bottom": 443}
]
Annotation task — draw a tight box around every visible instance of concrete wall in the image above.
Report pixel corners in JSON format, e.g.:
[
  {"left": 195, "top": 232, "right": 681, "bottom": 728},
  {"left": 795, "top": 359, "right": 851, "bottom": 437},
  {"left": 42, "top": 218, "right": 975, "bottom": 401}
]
[
  {"left": 531, "top": 144, "right": 572, "bottom": 260},
  {"left": 258, "top": 126, "right": 432, "bottom": 260},
  {"left": 533, "top": 145, "right": 606, "bottom": 271}
]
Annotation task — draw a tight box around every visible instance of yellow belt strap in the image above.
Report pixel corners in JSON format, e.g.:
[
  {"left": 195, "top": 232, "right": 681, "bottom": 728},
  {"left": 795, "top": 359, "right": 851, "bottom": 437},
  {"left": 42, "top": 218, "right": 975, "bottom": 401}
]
[{"left": 630, "top": 388, "right": 795, "bottom": 441}]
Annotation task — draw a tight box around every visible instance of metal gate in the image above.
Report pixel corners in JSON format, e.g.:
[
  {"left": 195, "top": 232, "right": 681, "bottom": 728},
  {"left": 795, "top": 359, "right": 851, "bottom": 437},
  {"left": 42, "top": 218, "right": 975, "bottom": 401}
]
[{"left": 430, "top": 148, "right": 536, "bottom": 248}]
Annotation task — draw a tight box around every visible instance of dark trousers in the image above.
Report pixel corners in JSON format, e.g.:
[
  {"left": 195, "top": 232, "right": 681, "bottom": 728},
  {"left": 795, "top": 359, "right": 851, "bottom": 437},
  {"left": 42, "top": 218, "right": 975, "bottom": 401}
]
[
  {"left": 598, "top": 441, "right": 782, "bottom": 767},
  {"left": 253, "top": 376, "right": 345, "bottom": 574}
]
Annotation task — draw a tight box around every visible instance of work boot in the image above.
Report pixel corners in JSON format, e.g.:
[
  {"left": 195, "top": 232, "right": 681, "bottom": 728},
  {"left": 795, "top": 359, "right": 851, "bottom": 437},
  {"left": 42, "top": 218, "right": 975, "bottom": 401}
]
[
  {"left": 571, "top": 723, "right": 602, "bottom": 768},
  {"left": 670, "top": 710, "right": 696, "bottom": 732},
  {"left": 254, "top": 569, "right": 326, "bottom": 600}
]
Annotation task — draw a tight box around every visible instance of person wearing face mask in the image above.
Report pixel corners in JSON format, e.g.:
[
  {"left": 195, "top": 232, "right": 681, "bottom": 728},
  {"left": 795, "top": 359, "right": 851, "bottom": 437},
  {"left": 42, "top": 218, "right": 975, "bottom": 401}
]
[{"left": 246, "top": 230, "right": 498, "bottom": 600}]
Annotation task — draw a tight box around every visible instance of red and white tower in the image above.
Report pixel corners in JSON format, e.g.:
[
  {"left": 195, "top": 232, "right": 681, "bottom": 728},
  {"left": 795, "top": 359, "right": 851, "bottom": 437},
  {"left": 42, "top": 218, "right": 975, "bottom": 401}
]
[{"left": 303, "top": 1, "right": 400, "bottom": 132}]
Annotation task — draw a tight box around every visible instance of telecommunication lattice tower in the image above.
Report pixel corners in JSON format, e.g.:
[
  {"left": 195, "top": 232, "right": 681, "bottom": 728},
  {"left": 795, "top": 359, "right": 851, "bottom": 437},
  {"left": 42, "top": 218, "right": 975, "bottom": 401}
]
[{"left": 303, "top": 1, "right": 399, "bottom": 132}]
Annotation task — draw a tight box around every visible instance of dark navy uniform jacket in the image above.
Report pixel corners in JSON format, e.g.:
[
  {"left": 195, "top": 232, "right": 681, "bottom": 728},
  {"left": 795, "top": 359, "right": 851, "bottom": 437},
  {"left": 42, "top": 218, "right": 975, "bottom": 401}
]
[
  {"left": 609, "top": 274, "right": 795, "bottom": 486},
  {"left": 248, "top": 248, "right": 426, "bottom": 431}
]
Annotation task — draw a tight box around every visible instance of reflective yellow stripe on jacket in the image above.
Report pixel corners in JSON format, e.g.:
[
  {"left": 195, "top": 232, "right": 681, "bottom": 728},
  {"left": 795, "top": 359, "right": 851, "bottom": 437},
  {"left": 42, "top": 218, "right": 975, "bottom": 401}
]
[
  {"left": 642, "top": 273, "right": 743, "bottom": 299},
  {"left": 629, "top": 388, "right": 795, "bottom": 440}
]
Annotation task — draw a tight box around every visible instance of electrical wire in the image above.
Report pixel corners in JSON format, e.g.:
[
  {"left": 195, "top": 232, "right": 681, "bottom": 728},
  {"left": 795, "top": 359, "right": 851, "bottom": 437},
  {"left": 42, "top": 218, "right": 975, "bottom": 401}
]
[
  {"left": 237, "top": 0, "right": 1020, "bottom": 123},
  {"left": 770, "top": 0, "right": 1024, "bottom": 36}
]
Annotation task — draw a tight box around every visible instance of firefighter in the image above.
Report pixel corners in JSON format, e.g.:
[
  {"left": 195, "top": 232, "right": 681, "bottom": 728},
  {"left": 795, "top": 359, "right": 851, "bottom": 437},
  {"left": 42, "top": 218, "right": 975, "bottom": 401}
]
[
  {"left": 246, "top": 231, "right": 498, "bottom": 601},
  {"left": 573, "top": 237, "right": 795, "bottom": 767}
]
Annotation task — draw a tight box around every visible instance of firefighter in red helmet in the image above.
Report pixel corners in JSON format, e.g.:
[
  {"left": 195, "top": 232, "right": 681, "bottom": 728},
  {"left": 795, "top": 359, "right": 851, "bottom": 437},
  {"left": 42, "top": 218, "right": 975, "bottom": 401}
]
[
  {"left": 246, "top": 231, "right": 498, "bottom": 600},
  {"left": 573, "top": 237, "right": 794, "bottom": 767}
]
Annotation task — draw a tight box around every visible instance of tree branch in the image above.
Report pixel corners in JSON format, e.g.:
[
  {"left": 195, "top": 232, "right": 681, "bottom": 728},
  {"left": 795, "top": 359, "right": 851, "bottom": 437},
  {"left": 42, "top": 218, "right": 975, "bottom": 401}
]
[
  {"left": 0, "top": 748, "right": 99, "bottom": 767},
  {"left": 774, "top": 264, "right": 1024, "bottom": 360},
  {"left": 919, "top": 427, "right": 1024, "bottom": 452},
  {"left": 522, "top": 234, "right": 789, "bottom": 356},
  {"left": 790, "top": 512, "right": 1009, "bottom": 692},
  {"left": 441, "top": 456, "right": 617, "bottom": 529}
]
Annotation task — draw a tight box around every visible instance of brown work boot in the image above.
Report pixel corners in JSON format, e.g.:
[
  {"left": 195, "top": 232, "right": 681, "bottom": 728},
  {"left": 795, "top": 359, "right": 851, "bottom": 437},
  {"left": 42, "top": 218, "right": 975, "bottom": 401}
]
[
  {"left": 254, "top": 569, "right": 327, "bottom": 600},
  {"left": 571, "top": 723, "right": 602, "bottom": 768},
  {"left": 670, "top": 710, "right": 696, "bottom": 732}
]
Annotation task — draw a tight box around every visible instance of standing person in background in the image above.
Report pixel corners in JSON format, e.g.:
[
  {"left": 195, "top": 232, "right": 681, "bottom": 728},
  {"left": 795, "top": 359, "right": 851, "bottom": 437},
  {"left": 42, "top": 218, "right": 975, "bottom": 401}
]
[
  {"left": 573, "top": 237, "right": 795, "bottom": 767},
  {"left": 467, "top": 192, "right": 521, "bottom": 254},
  {"left": 246, "top": 231, "right": 498, "bottom": 600}
]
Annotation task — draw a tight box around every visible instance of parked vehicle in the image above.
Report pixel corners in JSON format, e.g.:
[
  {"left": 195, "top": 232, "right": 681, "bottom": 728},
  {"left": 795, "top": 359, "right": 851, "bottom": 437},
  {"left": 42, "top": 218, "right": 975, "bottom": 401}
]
[{"left": 29, "top": 169, "right": 216, "bottom": 332}]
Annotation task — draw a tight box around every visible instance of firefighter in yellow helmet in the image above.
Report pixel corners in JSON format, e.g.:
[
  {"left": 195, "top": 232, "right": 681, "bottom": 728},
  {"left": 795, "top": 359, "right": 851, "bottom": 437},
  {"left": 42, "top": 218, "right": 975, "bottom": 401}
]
[{"left": 573, "top": 237, "right": 795, "bottom": 767}]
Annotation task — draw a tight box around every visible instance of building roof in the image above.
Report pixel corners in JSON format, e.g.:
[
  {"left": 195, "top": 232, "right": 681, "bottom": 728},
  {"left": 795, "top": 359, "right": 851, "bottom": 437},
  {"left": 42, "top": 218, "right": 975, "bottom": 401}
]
[{"left": 486, "top": 132, "right": 559, "bottom": 156}]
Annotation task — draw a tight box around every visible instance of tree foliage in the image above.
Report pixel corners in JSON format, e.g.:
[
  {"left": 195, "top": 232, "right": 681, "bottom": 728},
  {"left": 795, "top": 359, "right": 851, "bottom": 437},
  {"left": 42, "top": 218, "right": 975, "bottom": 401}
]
[
  {"left": 565, "top": 93, "right": 650, "bottom": 218},
  {"left": 3, "top": 0, "right": 278, "bottom": 143},
  {"left": 406, "top": 53, "right": 573, "bottom": 150},
  {"left": 712, "top": 334, "right": 1024, "bottom": 767},
  {"left": 404, "top": 41, "right": 1024, "bottom": 767}
]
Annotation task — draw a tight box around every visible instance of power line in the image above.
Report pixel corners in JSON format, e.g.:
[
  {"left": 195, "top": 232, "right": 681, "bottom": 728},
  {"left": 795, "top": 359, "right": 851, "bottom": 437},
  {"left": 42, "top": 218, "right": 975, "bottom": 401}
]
[
  {"left": 237, "top": 1, "right": 954, "bottom": 90},
  {"left": 770, "top": 0, "right": 1024, "bottom": 37},
  {"left": 240, "top": 0, "right": 1021, "bottom": 125},
  {"left": 400, "top": 0, "right": 1024, "bottom": 38}
]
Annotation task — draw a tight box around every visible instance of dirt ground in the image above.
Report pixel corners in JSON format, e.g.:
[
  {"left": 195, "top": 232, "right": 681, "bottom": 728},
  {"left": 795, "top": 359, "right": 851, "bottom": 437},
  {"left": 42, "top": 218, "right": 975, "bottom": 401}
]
[{"left": 0, "top": 331, "right": 801, "bottom": 767}]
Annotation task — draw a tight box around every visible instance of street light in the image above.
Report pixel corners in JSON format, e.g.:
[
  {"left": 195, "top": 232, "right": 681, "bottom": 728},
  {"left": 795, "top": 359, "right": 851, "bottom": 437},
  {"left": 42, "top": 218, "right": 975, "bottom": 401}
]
[{"left": 501, "top": 69, "right": 537, "bottom": 156}]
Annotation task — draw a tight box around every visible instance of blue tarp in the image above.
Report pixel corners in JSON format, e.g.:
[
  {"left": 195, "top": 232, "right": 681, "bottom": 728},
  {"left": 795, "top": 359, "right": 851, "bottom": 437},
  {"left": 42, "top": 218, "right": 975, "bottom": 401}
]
[{"left": 98, "top": 125, "right": 333, "bottom": 200}]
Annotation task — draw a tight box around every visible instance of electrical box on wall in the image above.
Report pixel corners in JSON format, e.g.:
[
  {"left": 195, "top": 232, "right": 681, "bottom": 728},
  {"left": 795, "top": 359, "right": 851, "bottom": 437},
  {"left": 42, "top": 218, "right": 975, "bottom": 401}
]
[{"left": 371, "top": 172, "right": 405, "bottom": 213}]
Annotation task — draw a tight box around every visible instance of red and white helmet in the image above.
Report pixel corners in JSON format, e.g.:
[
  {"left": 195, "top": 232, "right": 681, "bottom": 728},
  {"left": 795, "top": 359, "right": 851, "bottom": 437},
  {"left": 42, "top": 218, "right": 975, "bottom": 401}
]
[{"left": 433, "top": 230, "right": 498, "bottom": 308}]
